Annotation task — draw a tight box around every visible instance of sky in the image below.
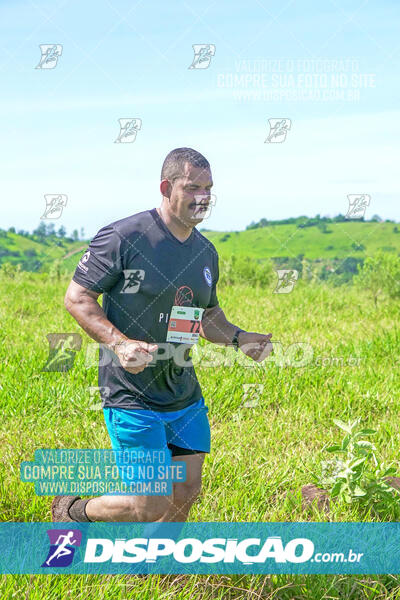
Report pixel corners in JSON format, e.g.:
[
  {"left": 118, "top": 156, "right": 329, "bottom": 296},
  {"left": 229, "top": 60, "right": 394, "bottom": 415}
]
[{"left": 1, "top": 0, "right": 399, "bottom": 237}]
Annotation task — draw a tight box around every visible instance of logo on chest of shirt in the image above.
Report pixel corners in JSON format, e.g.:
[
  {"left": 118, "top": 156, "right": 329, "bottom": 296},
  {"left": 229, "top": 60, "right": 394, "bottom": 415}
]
[
  {"left": 121, "top": 269, "right": 145, "bottom": 293},
  {"left": 174, "top": 285, "right": 194, "bottom": 306},
  {"left": 203, "top": 266, "right": 212, "bottom": 287}
]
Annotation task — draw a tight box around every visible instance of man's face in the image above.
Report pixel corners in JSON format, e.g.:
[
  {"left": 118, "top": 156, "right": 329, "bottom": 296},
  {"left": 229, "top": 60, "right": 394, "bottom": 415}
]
[{"left": 167, "top": 162, "right": 214, "bottom": 227}]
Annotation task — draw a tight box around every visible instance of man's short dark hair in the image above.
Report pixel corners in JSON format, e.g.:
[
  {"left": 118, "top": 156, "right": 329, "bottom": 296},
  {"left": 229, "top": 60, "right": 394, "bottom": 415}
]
[{"left": 161, "top": 147, "right": 210, "bottom": 182}]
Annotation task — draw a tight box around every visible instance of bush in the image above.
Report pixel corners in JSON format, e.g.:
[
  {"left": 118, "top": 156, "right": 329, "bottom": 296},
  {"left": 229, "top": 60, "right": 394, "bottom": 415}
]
[
  {"left": 351, "top": 242, "right": 365, "bottom": 251},
  {"left": 314, "top": 419, "right": 400, "bottom": 519},
  {"left": 336, "top": 257, "right": 364, "bottom": 275},
  {"left": 0, "top": 262, "right": 22, "bottom": 278},
  {"left": 218, "top": 255, "right": 274, "bottom": 287},
  {"left": 23, "top": 249, "right": 37, "bottom": 257}
]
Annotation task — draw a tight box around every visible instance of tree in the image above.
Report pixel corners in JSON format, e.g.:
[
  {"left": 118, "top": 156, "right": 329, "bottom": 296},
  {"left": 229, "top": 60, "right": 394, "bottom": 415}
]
[
  {"left": 57, "top": 226, "right": 67, "bottom": 238},
  {"left": 354, "top": 251, "right": 400, "bottom": 306},
  {"left": 80, "top": 227, "right": 85, "bottom": 240},
  {"left": 46, "top": 223, "right": 56, "bottom": 237},
  {"left": 246, "top": 221, "right": 257, "bottom": 230},
  {"left": 317, "top": 222, "right": 330, "bottom": 233},
  {"left": 33, "top": 222, "right": 47, "bottom": 241},
  {"left": 72, "top": 229, "right": 79, "bottom": 241}
]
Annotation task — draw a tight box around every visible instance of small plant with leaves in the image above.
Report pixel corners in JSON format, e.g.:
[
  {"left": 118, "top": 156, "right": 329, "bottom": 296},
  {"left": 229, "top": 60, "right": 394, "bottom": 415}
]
[{"left": 315, "top": 418, "right": 400, "bottom": 518}]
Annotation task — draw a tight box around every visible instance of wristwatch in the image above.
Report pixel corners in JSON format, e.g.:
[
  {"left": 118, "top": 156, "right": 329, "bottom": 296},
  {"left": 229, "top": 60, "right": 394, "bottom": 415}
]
[{"left": 231, "top": 328, "right": 244, "bottom": 351}]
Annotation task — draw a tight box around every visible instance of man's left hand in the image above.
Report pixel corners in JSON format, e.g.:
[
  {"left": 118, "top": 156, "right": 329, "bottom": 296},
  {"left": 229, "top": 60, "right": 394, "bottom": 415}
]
[{"left": 238, "top": 331, "right": 273, "bottom": 362}]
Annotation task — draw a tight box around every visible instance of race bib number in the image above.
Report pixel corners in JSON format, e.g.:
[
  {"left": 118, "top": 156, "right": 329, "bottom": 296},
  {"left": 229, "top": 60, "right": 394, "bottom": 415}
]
[{"left": 166, "top": 306, "right": 204, "bottom": 344}]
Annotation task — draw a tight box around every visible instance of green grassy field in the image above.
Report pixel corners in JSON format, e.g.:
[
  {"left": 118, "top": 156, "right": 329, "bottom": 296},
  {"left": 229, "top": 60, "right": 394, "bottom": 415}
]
[{"left": 0, "top": 268, "right": 399, "bottom": 599}]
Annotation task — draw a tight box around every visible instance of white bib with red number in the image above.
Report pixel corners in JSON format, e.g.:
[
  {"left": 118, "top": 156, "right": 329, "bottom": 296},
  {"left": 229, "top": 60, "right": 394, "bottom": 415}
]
[{"left": 166, "top": 306, "right": 204, "bottom": 344}]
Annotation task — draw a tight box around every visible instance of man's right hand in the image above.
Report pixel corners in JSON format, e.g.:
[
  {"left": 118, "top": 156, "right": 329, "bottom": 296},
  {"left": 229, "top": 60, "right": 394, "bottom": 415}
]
[{"left": 112, "top": 340, "right": 158, "bottom": 374}]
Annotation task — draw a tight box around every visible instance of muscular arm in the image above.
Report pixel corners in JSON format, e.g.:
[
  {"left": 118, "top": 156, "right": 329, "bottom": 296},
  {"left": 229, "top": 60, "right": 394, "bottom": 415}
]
[
  {"left": 200, "top": 303, "right": 273, "bottom": 363},
  {"left": 199, "top": 304, "right": 241, "bottom": 345},
  {"left": 64, "top": 280, "right": 157, "bottom": 373},
  {"left": 64, "top": 280, "right": 127, "bottom": 350}
]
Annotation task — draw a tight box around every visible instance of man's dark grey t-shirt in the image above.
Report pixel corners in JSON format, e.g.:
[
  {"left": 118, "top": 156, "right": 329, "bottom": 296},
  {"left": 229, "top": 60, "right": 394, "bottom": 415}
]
[{"left": 72, "top": 208, "right": 219, "bottom": 411}]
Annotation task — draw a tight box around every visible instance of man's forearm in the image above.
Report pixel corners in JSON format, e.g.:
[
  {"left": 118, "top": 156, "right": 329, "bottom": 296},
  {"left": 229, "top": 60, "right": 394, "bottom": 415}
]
[
  {"left": 200, "top": 305, "right": 243, "bottom": 345},
  {"left": 65, "top": 289, "right": 127, "bottom": 351}
]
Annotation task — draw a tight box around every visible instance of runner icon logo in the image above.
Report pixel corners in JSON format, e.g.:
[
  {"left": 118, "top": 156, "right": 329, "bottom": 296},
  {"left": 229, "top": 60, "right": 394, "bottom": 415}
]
[
  {"left": 42, "top": 529, "right": 82, "bottom": 568},
  {"left": 35, "top": 44, "right": 63, "bottom": 69},
  {"left": 274, "top": 269, "right": 298, "bottom": 294},
  {"left": 346, "top": 194, "right": 371, "bottom": 219},
  {"left": 42, "top": 333, "right": 82, "bottom": 372},
  {"left": 41, "top": 194, "right": 68, "bottom": 220},
  {"left": 121, "top": 269, "right": 145, "bottom": 293},
  {"left": 114, "top": 118, "right": 142, "bottom": 144},
  {"left": 265, "top": 118, "right": 291, "bottom": 143},
  {"left": 188, "top": 44, "right": 216, "bottom": 69}
]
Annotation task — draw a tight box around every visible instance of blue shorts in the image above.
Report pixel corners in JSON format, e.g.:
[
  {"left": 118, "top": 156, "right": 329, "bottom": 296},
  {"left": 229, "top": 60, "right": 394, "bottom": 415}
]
[{"left": 103, "top": 396, "right": 211, "bottom": 457}]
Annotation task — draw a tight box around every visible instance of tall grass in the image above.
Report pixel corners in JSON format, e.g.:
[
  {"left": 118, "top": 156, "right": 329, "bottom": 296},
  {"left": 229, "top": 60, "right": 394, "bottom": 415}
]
[{"left": 1, "top": 270, "right": 399, "bottom": 598}]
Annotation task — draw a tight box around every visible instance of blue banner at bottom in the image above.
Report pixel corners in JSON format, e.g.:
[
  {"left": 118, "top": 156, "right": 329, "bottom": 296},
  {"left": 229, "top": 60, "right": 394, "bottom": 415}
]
[{"left": 0, "top": 522, "right": 399, "bottom": 574}]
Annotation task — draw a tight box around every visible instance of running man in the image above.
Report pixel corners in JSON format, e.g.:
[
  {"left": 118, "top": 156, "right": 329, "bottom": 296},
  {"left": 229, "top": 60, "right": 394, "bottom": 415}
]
[
  {"left": 51, "top": 147, "right": 273, "bottom": 523},
  {"left": 45, "top": 531, "right": 77, "bottom": 566}
]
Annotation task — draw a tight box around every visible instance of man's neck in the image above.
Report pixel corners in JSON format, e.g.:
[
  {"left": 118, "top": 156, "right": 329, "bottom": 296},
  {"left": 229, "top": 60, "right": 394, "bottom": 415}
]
[{"left": 156, "top": 205, "right": 193, "bottom": 243}]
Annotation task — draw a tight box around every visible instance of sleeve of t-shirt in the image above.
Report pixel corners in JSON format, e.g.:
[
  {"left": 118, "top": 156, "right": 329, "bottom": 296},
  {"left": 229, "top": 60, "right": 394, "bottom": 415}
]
[
  {"left": 72, "top": 224, "right": 124, "bottom": 293},
  {"left": 207, "top": 249, "right": 220, "bottom": 309}
]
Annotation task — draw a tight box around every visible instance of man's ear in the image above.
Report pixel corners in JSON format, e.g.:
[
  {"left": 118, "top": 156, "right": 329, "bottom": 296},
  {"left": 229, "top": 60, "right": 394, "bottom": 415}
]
[{"left": 160, "top": 179, "right": 171, "bottom": 198}]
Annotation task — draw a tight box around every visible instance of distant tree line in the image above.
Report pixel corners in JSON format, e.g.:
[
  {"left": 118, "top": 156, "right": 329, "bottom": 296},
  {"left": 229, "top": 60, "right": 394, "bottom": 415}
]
[
  {"left": 246, "top": 214, "right": 393, "bottom": 231},
  {"left": 0, "top": 224, "right": 86, "bottom": 271},
  {"left": 1, "top": 224, "right": 85, "bottom": 245}
]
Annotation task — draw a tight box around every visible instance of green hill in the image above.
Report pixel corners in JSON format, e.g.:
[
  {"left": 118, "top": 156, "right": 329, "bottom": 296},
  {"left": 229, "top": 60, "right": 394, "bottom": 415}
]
[
  {"left": 204, "top": 221, "right": 400, "bottom": 261},
  {"left": 0, "top": 230, "right": 87, "bottom": 272},
  {"left": 1, "top": 221, "right": 399, "bottom": 278}
]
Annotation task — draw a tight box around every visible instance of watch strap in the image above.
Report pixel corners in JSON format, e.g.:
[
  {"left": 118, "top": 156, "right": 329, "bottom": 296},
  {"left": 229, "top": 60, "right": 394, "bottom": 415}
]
[{"left": 231, "top": 328, "right": 244, "bottom": 351}]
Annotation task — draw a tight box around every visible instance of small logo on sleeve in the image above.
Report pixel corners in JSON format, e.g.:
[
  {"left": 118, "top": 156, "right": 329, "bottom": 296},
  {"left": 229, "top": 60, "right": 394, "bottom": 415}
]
[
  {"left": 77, "top": 250, "right": 90, "bottom": 273},
  {"left": 203, "top": 266, "right": 212, "bottom": 287}
]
